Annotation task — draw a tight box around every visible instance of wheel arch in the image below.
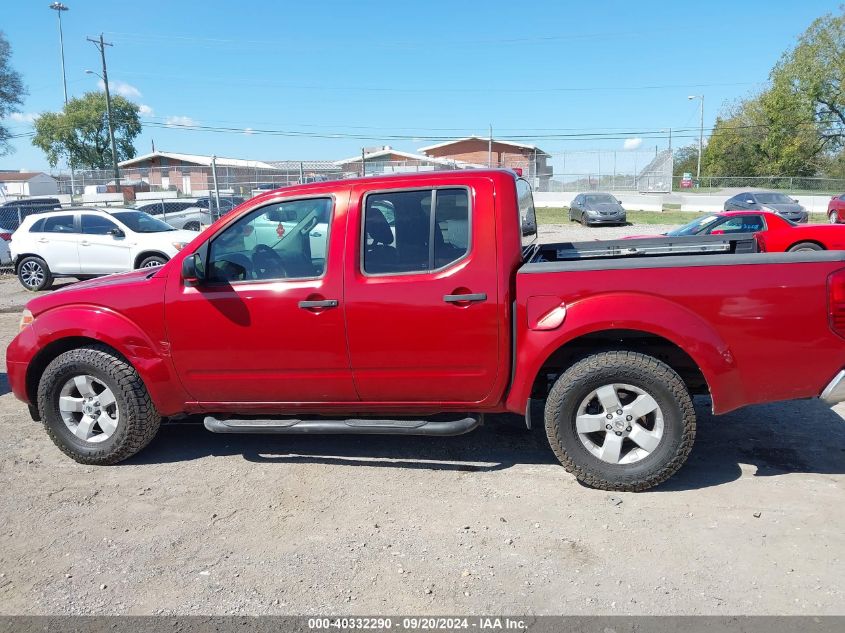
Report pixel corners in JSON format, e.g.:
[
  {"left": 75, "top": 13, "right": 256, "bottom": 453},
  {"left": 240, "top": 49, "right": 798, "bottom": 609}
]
[
  {"left": 14, "top": 253, "right": 46, "bottom": 273},
  {"left": 23, "top": 306, "right": 189, "bottom": 416},
  {"left": 25, "top": 336, "right": 124, "bottom": 406},
  {"left": 507, "top": 292, "right": 746, "bottom": 416},
  {"left": 527, "top": 329, "right": 709, "bottom": 404},
  {"left": 787, "top": 240, "right": 826, "bottom": 251},
  {"left": 133, "top": 250, "right": 170, "bottom": 269}
]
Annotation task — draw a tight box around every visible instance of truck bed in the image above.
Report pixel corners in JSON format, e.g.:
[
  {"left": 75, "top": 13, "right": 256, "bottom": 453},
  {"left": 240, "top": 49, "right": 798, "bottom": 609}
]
[{"left": 526, "top": 233, "right": 758, "bottom": 265}]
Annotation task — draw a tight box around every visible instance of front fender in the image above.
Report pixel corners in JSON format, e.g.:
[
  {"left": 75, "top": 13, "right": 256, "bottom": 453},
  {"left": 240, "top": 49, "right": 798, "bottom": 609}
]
[
  {"left": 506, "top": 292, "right": 743, "bottom": 415},
  {"left": 19, "top": 305, "right": 189, "bottom": 416}
]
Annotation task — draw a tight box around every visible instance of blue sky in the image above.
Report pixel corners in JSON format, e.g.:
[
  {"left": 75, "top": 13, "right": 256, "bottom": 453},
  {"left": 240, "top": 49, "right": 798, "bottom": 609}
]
[{"left": 1, "top": 0, "right": 840, "bottom": 176}]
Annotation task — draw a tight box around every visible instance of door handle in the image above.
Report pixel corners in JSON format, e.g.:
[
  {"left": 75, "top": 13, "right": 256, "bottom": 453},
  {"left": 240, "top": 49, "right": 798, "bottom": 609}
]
[
  {"left": 443, "top": 293, "right": 487, "bottom": 304},
  {"left": 298, "top": 299, "right": 339, "bottom": 309},
  {"left": 80, "top": 241, "right": 90, "bottom": 246}
]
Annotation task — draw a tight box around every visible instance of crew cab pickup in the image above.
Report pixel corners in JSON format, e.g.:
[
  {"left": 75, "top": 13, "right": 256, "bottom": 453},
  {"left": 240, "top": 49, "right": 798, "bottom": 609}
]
[{"left": 7, "top": 170, "right": 845, "bottom": 491}]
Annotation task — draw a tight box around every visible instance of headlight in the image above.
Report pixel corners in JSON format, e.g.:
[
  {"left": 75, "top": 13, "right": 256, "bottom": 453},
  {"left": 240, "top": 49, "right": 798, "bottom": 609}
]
[
  {"left": 19, "top": 309, "right": 33, "bottom": 332},
  {"left": 172, "top": 242, "right": 188, "bottom": 251}
]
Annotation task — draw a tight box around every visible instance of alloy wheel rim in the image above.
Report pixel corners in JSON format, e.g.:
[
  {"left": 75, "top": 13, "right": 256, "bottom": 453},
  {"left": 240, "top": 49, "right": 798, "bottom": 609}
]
[
  {"left": 142, "top": 260, "right": 162, "bottom": 268},
  {"left": 58, "top": 375, "right": 119, "bottom": 443},
  {"left": 832, "top": 212, "right": 838, "bottom": 224},
  {"left": 575, "top": 383, "right": 665, "bottom": 465},
  {"left": 20, "top": 261, "right": 44, "bottom": 288}
]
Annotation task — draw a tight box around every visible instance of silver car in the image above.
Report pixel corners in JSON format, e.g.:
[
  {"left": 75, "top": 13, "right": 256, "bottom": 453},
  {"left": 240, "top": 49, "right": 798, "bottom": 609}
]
[{"left": 569, "top": 193, "right": 627, "bottom": 226}]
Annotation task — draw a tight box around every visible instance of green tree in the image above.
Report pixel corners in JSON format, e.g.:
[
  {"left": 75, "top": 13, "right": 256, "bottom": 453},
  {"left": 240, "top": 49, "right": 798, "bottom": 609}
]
[
  {"left": 699, "top": 7, "right": 845, "bottom": 179},
  {"left": 32, "top": 91, "right": 141, "bottom": 169},
  {"left": 0, "top": 31, "right": 28, "bottom": 157},
  {"left": 771, "top": 9, "right": 845, "bottom": 152},
  {"left": 672, "top": 145, "right": 699, "bottom": 178}
]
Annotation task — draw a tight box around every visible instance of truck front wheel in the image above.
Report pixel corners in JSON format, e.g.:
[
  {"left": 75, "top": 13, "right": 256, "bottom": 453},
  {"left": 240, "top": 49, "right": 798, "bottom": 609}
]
[
  {"left": 544, "top": 351, "right": 696, "bottom": 491},
  {"left": 37, "top": 345, "right": 161, "bottom": 465}
]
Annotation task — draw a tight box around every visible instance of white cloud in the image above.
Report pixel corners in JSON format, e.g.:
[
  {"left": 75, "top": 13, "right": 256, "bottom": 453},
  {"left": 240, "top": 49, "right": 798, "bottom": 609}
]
[
  {"left": 96, "top": 78, "right": 142, "bottom": 100},
  {"left": 165, "top": 115, "right": 196, "bottom": 128},
  {"left": 8, "top": 112, "right": 36, "bottom": 123},
  {"left": 138, "top": 104, "right": 154, "bottom": 116},
  {"left": 623, "top": 137, "right": 643, "bottom": 150},
  {"left": 243, "top": 127, "right": 254, "bottom": 135}
]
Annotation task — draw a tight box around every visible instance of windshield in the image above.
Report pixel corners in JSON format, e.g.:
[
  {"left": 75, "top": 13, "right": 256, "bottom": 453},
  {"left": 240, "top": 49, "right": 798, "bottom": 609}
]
[
  {"left": 111, "top": 211, "right": 177, "bottom": 233},
  {"left": 584, "top": 194, "right": 617, "bottom": 205},
  {"left": 755, "top": 193, "right": 794, "bottom": 204},
  {"left": 666, "top": 214, "right": 721, "bottom": 236}
]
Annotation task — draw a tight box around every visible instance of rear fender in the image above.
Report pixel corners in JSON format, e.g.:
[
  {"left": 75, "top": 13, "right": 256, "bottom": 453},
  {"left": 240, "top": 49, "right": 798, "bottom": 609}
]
[
  {"left": 507, "top": 292, "right": 743, "bottom": 415},
  {"left": 25, "top": 305, "right": 189, "bottom": 415}
]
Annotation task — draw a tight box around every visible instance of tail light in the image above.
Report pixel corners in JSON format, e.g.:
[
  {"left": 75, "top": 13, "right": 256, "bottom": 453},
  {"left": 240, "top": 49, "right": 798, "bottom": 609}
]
[
  {"left": 829, "top": 269, "right": 845, "bottom": 337},
  {"left": 0, "top": 233, "right": 10, "bottom": 241}
]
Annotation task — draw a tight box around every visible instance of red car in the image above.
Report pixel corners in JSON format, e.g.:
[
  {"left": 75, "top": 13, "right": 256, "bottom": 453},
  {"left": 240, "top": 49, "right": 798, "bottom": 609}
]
[
  {"left": 644, "top": 210, "right": 845, "bottom": 252},
  {"left": 829, "top": 194, "right": 845, "bottom": 224},
  {"left": 7, "top": 171, "right": 845, "bottom": 492}
]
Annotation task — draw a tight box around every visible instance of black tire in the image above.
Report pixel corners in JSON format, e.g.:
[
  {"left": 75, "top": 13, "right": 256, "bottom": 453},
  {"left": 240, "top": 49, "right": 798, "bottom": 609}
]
[
  {"left": 137, "top": 255, "right": 168, "bottom": 269},
  {"left": 37, "top": 345, "right": 161, "bottom": 465},
  {"left": 17, "top": 256, "right": 53, "bottom": 291},
  {"left": 183, "top": 222, "right": 200, "bottom": 231},
  {"left": 544, "top": 351, "right": 696, "bottom": 491},
  {"left": 787, "top": 242, "right": 823, "bottom": 252}
]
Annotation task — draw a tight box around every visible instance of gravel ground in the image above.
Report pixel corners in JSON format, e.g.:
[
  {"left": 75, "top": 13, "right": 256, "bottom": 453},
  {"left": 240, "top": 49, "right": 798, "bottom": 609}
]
[{"left": 0, "top": 222, "right": 843, "bottom": 616}]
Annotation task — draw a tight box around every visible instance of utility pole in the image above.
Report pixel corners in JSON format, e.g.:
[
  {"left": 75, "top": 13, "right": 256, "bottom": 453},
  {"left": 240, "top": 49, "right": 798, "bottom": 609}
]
[
  {"left": 488, "top": 124, "right": 493, "bottom": 168},
  {"left": 361, "top": 148, "right": 366, "bottom": 178},
  {"left": 210, "top": 155, "right": 221, "bottom": 222},
  {"left": 87, "top": 34, "right": 119, "bottom": 188}
]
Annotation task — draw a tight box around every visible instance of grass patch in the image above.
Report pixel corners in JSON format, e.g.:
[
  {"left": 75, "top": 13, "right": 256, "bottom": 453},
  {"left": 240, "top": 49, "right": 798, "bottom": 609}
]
[
  {"left": 536, "top": 207, "right": 832, "bottom": 227},
  {"left": 536, "top": 207, "right": 708, "bottom": 226}
]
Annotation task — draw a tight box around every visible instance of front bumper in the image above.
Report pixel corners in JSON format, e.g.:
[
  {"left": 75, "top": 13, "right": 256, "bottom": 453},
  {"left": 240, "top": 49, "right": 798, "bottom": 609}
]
[
  {"left": 587, "top": 215, "right": 626, "bottom": 224},
  {"left": 821, "top": 370, "right": 845, "bottom": 404}
]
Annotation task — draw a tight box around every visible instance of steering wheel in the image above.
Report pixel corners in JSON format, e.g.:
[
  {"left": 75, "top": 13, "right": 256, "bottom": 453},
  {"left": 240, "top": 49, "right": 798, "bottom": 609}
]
[{"left": 251, "top": 244, "right": 286, "bottom": 280}]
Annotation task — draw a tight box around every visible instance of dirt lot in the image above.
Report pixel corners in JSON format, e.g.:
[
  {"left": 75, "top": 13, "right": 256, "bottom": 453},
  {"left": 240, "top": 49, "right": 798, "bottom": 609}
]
[{"left": 0, "top": 222, "right": 843, "bottom": 616}]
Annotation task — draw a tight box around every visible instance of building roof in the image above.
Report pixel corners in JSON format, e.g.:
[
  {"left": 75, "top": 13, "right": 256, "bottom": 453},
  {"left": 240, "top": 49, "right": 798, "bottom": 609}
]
[
  {"left": 0, "top": 171, "right": 52, "bottom": 182},
  {"left": 118, "top": 151, "right": 277, "bottom": 170},
  {"left": 266, "top": 160, "right": 340, "bottom": 171},
  {"left": 418, "top": 136, "right": 550, "bottom": 155},
  {"left": 333, "top": 148, "right": 483, "bottom": 168}
]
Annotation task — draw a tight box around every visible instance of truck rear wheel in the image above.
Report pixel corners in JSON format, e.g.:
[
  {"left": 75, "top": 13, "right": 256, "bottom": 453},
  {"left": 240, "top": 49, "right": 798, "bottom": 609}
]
[
  {"left": 544, "top": 351, "right": 696, "bottom": 491},
  {"left": 37, "top": 345, "right": 161, "bottom": 465}
]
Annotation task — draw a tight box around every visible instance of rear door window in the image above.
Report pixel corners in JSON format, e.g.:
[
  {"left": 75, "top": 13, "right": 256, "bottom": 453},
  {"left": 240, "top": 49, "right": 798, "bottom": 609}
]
[
  {"left": 42, "top": 215, "right": 76, "bottom": 233},
  {"left": 363, "top": 188, "right": 470, "bottom": 275}
]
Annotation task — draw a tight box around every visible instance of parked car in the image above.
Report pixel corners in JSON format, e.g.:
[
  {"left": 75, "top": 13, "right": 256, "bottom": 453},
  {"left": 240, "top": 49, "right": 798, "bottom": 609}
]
[
  {"left": 193, "top": 196, "right": 247, "bottom": 225},
  {"left": 0, "top": 234, "right": 11, "bottom": 266},
  {"left": 0, "top": 197, "right": 62, "bottom": 230},
  {"left": 723, "top": 191, "right": 809, "bottom": 223},
  {"left": 828, "top": 194, "right": 845, "bottom": 224},
  {"left": 10, "top": 207, "right": 196, "bottom": 291},
  {"left": 568, "top": 193, "right": 627, "bottom": 226},
  {"left": 628, "top": 210, "right": 845, "bottom": 252},
  {"left": 133, "top": 200, "right": 204, "bottom": 231},
  {"left": 7, "top": 170, "right": 845, "bottom": 492}
]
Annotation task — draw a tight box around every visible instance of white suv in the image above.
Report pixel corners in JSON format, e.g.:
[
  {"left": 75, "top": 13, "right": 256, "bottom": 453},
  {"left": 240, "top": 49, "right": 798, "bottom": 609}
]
[{"left": 11, "top": 207, "right": 197, "bottom": 291}]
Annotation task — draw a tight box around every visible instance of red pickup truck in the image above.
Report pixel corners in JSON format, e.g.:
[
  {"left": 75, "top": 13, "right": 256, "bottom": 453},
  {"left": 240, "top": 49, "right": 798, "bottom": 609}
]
[{"left": 7, "top": 170, "right": 845, "bottom": 491}]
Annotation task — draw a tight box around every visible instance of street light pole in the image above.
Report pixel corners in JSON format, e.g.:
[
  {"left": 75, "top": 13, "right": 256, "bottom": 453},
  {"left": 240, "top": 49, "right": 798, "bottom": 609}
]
[
  {"left": 688, "top": 95, "right": 704, "bottom": 180},
  {"left": 49, "top": 3, "right": 68, "bottom": 102},
  {"left": 49, "top": 2, "right": 76, "bottom": 202},
  {"left": 87, "top": 34, "right": 119, "bottom": 189}
]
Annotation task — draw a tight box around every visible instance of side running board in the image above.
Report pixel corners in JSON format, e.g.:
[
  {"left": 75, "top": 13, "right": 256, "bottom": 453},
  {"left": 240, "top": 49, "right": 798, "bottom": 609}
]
[{"left": 203, "top": 414, "right": 483, "bottom": 436}]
